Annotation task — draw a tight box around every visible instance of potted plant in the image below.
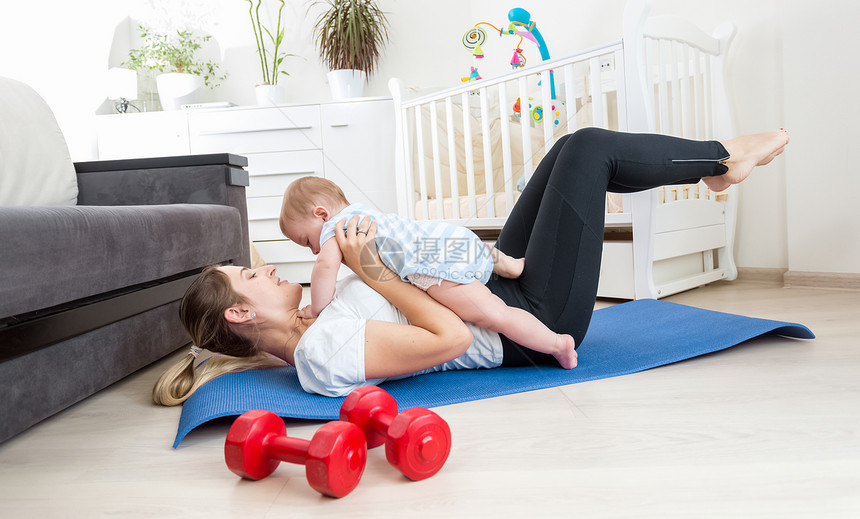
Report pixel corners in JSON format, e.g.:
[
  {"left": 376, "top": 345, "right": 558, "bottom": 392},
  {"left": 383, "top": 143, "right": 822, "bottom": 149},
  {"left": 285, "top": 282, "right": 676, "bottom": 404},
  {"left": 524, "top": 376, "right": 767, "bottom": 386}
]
[
  {"left": 124, "top": 24, "right": 226, "bottom": 110},
  {"left": 310, "top": 0, "right": 390, "bottom": 99},
  {"left": 247, "top": 0, "right": 296, "bottom": 105}
]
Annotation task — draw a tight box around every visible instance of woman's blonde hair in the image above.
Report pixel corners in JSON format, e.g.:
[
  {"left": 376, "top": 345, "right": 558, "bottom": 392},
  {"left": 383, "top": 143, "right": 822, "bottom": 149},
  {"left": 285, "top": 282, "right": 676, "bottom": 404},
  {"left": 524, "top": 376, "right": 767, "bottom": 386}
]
[
  {"left": 279, "top": 176, "right": 349, "bottom": 231},
  {"left": 152, "top": 266, "right": 285, "bottom": 406}
]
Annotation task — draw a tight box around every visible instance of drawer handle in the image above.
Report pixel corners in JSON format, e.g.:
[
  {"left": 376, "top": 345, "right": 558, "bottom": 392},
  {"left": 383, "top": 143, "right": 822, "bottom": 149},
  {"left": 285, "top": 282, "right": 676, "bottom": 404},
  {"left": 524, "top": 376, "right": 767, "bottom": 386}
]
[
  {"left": 198, "top": 125, "right": 313, "bottom": 136},
  {"left": 329, "top": 123, "right": 349, "bottom": 128}
]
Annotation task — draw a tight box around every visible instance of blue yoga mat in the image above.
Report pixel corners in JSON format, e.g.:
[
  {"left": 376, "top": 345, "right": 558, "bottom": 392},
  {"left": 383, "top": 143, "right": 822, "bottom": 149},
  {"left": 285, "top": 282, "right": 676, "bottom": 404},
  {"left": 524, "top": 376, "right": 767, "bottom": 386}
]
[{"left": 173, "top": 299, "right": 813, "bottom": 447}]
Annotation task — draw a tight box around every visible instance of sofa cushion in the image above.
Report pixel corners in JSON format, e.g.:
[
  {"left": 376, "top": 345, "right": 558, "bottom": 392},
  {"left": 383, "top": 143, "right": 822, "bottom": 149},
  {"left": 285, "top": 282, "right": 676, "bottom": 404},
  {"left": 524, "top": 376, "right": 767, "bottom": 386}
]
[
  {"left": 0, "top": 76, "right": 78, "bottom": 206},
  {"left": 0, "top": 204, "right": 243, "bottom": 319}
]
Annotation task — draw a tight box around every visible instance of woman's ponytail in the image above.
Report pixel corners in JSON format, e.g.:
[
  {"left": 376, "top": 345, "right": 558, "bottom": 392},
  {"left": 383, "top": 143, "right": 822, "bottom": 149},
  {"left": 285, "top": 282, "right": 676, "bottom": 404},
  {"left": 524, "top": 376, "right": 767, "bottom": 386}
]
[
  {"left": 152, "top": 350, "right": 283, "bottom": 406},
  {"left": 152, "top": 351, "right": 198, "bottom": 406}
]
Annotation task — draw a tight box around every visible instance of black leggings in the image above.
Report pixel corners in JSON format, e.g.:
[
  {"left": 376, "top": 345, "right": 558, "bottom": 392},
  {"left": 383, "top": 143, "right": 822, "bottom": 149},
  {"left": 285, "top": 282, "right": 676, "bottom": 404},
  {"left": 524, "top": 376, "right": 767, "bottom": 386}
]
[{"left": 487, "top": 128, "right": 730, "bottom": 367}]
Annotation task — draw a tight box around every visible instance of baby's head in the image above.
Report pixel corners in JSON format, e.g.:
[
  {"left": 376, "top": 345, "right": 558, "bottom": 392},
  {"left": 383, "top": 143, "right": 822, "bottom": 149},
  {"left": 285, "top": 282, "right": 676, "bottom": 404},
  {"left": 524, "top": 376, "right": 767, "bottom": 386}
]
[{"left": 279, "top": 177, "right": 349, "bottom": 254}]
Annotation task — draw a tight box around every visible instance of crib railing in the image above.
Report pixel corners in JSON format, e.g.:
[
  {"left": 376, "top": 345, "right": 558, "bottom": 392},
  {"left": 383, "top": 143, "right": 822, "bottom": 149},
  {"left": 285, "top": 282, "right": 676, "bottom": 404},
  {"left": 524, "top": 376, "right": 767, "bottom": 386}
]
[
  {"left": 389, "top": 0, "right": 736, "bottom": 229},
  {"left": 390, "top": 41, "right": 628, "bottom": 229}
]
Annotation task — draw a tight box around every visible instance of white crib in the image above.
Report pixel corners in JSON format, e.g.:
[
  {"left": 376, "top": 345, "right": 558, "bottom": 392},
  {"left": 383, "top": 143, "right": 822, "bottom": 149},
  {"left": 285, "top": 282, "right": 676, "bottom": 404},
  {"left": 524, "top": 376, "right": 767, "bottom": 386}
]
[{"left": 388, "top": 0, "right": 738, "bottom": 299}]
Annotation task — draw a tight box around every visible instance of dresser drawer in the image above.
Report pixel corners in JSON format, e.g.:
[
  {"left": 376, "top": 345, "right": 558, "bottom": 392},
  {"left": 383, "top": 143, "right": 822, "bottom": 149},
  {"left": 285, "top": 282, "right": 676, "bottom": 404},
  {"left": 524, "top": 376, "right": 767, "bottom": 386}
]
[
  {"left": 188, "top": 105, "right": 322, "bottom": 154},
  {"left": 246, "top": 150, "right": 323, "bottom": 198},
  {"left": 247, "top": 196, "right": 284, "bottom": 241},
  {"left": 254, "top": 240, "right": 353, "bottom": 284},
  {"left": 254, "top": 239, "right": 316, "bottom": 263},
  {"left": 253, "top": 240, "right": 316, "bottom": 283}
]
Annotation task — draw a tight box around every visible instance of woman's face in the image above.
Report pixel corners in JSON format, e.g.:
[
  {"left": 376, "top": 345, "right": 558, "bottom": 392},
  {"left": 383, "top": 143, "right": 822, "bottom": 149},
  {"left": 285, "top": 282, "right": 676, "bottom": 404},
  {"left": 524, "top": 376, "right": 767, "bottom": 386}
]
[{"left": 219, "top": 265, "right": 303, "bottom": 316}]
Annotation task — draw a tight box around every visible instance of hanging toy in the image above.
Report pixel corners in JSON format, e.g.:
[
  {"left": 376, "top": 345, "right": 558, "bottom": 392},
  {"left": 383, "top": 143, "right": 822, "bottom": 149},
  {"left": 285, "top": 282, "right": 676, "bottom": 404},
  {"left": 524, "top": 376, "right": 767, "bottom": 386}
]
[
  {"left": 461, "top": 27, "right": 487, "bottom": 84},
  {"left": 510, "top": 47, "right": 525, "bottom": 68},
  {"left": 461, "top": 66, "right": 483, "bottom": 83},
  {"left": 462, "top": 26, "right": 488, "bottom": 52},
  {"left": 460, "top": 14, "right": 557, "bottom": 99},
  {"left": 507, "top": 8, "right": 555, "bottom": 99}
]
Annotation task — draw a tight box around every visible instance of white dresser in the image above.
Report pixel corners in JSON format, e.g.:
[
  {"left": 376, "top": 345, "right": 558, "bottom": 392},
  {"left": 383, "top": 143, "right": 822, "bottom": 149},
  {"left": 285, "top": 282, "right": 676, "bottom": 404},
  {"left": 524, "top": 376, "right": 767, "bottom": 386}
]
[{"left": 97, "top": 99, "right": 396, "bottom": 282}]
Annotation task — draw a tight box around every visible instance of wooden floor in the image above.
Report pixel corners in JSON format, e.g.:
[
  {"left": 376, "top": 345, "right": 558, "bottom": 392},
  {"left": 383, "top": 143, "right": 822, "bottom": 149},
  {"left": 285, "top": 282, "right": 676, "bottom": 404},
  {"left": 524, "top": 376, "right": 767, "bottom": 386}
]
[{"left": 1, "top": 279, "right": 858, "bottom": 518}]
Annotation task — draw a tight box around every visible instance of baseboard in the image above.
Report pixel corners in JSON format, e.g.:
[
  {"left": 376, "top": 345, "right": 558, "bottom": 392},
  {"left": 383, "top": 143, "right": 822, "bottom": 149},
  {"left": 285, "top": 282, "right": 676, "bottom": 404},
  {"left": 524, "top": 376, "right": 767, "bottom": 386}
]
[
  {"left": 784, "top": 270, "right": 860, "bottom": 290},
  {"left": 737, "top": 267, "right": 788, "bottom": 285}
]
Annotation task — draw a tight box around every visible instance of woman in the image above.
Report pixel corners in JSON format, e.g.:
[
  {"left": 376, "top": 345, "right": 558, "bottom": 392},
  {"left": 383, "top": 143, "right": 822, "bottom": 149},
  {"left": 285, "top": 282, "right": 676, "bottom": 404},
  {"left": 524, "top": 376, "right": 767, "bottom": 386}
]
[{"left": 153, "top": 127, "right": 789, "bottom": 404}]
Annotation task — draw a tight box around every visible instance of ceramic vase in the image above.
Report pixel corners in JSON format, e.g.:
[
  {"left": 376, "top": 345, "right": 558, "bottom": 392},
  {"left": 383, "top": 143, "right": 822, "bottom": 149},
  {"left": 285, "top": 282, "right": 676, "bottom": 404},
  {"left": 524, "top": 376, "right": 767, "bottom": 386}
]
[
  {"left": 327, "top": 69, "right": 366, "bottom": 99},
  {"left": 254, "top": 84, "right": 288, "bottom": 106},
  {"left": 156, "top": 73, "right": 204, "bottom": 110}
]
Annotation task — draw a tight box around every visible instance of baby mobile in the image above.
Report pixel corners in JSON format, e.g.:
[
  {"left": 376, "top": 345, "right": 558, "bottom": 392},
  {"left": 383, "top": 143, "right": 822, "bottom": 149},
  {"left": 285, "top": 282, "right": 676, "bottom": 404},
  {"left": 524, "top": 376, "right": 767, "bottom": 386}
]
[{"left": 460, "top": 8, "right": 563, "bottom": 125}]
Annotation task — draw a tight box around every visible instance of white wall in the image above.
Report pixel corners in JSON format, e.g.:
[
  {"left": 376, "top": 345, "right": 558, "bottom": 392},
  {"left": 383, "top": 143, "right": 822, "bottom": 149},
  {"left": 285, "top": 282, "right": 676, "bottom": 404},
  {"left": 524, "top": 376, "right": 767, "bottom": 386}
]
[
  {"left": 0, "top": 0, "right": 853, "bottom": 275},
  {"left": 781, "top": 0, "right": 860, "bottom": 274}
]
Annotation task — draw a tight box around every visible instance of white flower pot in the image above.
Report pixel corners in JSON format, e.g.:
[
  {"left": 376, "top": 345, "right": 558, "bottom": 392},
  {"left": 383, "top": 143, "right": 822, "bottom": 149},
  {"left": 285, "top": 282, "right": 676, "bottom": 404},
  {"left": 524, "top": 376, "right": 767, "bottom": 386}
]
[
  {"left": 327, "top": 69, "right": 366, "bottom": 99},
  {"left": 255, "top": 84, "right": 288, "bottom": 106},
  {"left": 156, "top": 73, "right": 204, "bottom": 111}
]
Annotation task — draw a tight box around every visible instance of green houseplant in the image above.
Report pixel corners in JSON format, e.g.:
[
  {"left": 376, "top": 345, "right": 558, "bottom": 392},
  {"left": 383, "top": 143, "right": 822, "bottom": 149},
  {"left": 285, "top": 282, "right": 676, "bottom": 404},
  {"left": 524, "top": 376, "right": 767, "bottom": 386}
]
[
  {"left": 310, "top": 0, "right": 390, "bottom": 98},
  {"left": 247, "top": 0, "right": 296, "bottom": 105},
  {"left": 124, "top": 24, "right": 226, "bottom": 110}
]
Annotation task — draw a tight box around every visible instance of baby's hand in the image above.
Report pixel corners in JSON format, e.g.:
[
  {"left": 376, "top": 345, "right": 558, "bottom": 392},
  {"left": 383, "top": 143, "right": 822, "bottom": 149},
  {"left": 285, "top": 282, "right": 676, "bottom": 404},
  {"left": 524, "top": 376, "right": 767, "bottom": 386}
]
[{"left": 297, "top": 305, "right": 317, "bottom": 319}]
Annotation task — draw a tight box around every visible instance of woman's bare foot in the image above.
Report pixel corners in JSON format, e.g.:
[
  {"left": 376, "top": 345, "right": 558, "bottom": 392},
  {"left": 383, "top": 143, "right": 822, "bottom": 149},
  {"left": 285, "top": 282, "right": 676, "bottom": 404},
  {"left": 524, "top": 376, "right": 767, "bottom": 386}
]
[
  {"left": 703, "top": 129, "right": 789, "bottom": 192},
  {"left": 701, "top": 175, "right": 732, "bottom": 192},
  {"left": 491, "top": 248, "right": 525, "bottom": 278},
  {"left": 553, "top": 334, "right": 577, "bottom": 369}
]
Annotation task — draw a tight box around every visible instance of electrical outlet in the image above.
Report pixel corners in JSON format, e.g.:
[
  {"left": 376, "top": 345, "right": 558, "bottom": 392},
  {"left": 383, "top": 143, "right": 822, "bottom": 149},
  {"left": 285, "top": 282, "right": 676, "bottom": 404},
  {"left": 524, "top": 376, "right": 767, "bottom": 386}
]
[{"left": 600, "top": 56, "right": 614, "bottom": 71}]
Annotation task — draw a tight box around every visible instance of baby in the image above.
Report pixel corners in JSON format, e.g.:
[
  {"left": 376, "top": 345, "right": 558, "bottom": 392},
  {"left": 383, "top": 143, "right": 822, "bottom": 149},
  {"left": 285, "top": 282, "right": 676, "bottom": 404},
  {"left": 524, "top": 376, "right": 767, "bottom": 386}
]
[{"left": 279, "top": 177, "right": 576, "bottom": 369}]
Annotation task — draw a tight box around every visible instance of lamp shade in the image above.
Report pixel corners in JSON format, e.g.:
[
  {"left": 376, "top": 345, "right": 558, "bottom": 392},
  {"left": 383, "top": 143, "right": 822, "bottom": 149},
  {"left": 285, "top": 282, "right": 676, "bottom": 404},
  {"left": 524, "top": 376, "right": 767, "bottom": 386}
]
[{"left": 106, "top": 68, "right": 138, "bottom": 100}]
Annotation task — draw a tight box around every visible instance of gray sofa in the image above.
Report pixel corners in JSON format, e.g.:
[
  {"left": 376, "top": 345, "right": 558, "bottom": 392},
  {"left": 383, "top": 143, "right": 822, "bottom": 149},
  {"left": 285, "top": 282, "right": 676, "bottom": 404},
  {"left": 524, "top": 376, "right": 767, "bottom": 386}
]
[{"left": 0, "top": 78, "right": 251, "bottom": 442}]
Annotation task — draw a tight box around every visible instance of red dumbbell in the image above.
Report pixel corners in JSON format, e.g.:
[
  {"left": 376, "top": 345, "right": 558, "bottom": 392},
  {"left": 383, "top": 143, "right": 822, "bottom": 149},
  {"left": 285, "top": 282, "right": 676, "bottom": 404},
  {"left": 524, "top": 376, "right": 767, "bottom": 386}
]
[
  {"left": 224, "top": 410, "right": 367, "bottom": 498},
  {"left": 339, "top": 386, "right": 451, "bottom": 481}
]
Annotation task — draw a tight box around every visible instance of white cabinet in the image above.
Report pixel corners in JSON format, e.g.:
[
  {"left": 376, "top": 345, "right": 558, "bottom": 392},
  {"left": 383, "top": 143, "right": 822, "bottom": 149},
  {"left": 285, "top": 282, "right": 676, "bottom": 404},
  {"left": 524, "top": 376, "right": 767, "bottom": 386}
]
[
  {"left": 97, "top": 98, "right": 395, "bottom": 282},
  {"left": 188, "top": 105, "right": 323, "bottom": 153},
  {"left": 320, "top": 102, "right": 397, "bottom": 214}
]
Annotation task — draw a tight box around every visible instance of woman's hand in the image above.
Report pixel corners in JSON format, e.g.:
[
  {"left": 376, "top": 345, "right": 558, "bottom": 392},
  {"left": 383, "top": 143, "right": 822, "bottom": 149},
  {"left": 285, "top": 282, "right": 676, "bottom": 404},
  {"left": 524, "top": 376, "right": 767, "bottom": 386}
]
[
  {"left": 334, "top": 215, "right": 392, "bottom": 283},
  {"left": 334, "top": 216, "right": 473, "bottom": 379}
]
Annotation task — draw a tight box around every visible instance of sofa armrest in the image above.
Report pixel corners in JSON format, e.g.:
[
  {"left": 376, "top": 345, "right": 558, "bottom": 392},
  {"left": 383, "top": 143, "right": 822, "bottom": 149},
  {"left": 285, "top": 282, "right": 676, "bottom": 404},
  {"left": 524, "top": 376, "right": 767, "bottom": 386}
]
[
  {"left": 73, "top": 153, "right": 251, "bottom": 267},
  {"left": 74, "top": 153, "right": 248, "bottom": 205}
]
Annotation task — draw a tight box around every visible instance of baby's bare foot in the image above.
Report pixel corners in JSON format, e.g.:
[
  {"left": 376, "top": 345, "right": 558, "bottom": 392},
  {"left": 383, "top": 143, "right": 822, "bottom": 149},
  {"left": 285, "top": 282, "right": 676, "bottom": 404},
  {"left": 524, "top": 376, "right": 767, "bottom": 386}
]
[
  {"left": 706, "top": 129, "right": 789, "bottom": 191},
  {"left": 553, "top": 334, "right": 577, "bottom": 369},
  {"left": 492, "top": 249, "right": 525, "bottom": 279},
  {"left": 497, "top": 257, "right": 524, "bottom": 278}
]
